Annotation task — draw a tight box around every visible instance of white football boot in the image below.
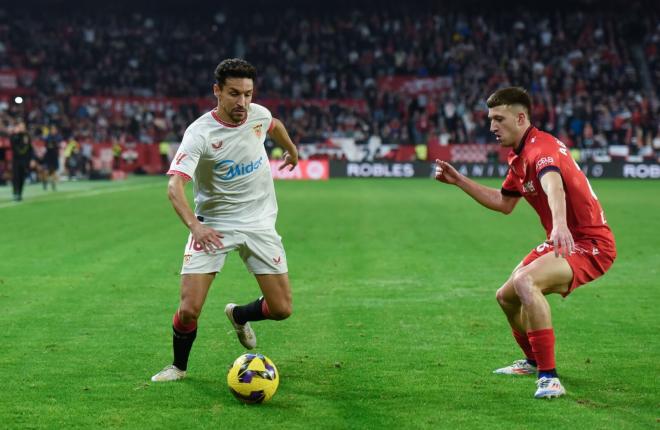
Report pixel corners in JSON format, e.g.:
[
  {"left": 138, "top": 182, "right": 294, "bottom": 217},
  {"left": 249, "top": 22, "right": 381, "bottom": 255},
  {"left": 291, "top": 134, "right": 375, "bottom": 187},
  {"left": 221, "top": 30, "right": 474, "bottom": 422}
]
[
  {"left": 534, "top": 376, "right": 566, "bottom": 398},
  {"left": 225, "top": 303, "right": 257, "bottom": 349},
  {"left": 151, "top": 365, "right": 186, "bottom": 382},
  {"left": 493, "top": 359, "right": 537, "bottom": 375}
]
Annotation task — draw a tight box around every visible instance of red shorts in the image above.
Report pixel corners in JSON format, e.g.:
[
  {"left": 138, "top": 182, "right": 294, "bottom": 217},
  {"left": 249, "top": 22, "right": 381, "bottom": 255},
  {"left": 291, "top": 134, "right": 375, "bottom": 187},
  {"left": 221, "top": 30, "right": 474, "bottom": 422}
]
[{"left": 522, "top": 234, "right": 616, "bottom": 297}]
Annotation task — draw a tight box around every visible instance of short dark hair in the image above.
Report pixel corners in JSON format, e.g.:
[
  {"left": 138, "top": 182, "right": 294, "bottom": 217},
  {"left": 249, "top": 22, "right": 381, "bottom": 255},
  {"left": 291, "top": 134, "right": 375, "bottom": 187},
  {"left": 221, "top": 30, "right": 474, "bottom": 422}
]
[
  {"left": 486, "top": 87, "right": 532, "bottom": 116},
  {"left": 214, "top": 58, "right": 257, "bottom": 87}
]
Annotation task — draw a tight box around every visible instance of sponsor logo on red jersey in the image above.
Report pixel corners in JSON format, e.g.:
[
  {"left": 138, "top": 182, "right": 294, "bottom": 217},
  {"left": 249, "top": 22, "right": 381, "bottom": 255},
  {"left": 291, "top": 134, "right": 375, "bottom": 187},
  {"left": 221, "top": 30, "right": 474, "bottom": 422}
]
[{"left": 536, "top": 156, "right": 554, "bottom": 170}]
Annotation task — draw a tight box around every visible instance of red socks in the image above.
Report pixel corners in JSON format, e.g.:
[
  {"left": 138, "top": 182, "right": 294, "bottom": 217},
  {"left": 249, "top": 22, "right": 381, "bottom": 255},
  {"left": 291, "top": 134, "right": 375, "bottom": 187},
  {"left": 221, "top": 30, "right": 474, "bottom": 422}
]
[
  {"left": 512, "top": 329, "right": 535, "bottom": 362},
  {"left": 527, "top": 328, "right": 556, "bottom": 371}
]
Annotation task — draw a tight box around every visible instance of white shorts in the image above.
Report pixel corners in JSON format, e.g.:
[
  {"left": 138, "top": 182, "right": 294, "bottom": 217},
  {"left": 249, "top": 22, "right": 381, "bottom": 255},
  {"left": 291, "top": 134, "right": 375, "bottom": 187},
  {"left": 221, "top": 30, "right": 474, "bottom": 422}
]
[{"left": 180, "top": 226, "right": 288, "bottom": 275}]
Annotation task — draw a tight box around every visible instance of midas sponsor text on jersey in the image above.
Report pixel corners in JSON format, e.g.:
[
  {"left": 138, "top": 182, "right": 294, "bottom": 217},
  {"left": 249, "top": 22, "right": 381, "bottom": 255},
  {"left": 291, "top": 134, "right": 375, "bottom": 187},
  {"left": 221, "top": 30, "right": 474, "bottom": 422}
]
[{"left": 215, "top": 157, "right": 264, "bottom": 181}]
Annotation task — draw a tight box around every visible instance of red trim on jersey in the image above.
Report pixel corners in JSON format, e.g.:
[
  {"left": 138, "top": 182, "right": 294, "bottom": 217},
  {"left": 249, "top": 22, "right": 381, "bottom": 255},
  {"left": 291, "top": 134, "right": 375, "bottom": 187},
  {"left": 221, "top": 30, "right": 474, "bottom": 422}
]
[
  {"left": 167, "top": 169, "right": 192, "bottom": 181},
  {"left": 211, "top": 109, "right": 247, "bottom": 128},
  {"left": 267, "top": 118, "right": 275, "bottom": 133}
]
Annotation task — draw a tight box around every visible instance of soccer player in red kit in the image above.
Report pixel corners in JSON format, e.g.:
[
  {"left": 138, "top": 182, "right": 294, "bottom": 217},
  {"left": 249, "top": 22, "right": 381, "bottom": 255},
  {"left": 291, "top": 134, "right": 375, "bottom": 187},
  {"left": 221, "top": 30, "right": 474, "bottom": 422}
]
[{"left": 434, "top": 87, "right": 616, "bottom": 398}]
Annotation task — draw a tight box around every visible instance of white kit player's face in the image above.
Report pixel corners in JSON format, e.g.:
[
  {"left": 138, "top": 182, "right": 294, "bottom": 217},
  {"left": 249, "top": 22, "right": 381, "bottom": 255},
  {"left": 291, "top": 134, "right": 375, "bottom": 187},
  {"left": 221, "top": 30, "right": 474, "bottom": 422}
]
[
  {"left": 213, "top": 78, "right": 254, "bottom": 124},
  {"left": 488, "top": 105, "right": 527, "bottom": 148}
]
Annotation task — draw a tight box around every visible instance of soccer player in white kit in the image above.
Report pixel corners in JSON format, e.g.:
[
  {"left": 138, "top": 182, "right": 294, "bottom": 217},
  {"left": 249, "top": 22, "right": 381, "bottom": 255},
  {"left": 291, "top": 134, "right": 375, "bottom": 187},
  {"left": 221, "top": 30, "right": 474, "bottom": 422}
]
[{"left": 151, "top": 58, "right": 298, "bottom": 382}]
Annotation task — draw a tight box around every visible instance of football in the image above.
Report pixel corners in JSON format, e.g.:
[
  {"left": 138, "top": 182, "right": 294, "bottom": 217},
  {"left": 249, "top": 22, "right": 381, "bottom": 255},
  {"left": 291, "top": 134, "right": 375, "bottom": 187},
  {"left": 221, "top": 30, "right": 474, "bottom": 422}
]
[{"left": 227, "top": 353, "right": 279, "bottom": 404}]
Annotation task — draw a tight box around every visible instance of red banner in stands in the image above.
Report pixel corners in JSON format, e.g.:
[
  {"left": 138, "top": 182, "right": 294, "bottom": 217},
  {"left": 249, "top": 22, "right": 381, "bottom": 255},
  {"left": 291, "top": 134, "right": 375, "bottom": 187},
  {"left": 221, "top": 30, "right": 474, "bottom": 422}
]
[
  {"left": 69, "top": 96, "right": 210, "bottom": 114},
  {"left": 259, "top": 98, "right": 368, "bottom": 113},
  {"left": 269, "top": 160, "right": 329, "bottom": 180},
  {"left": 0, "top": 69, "right": 37, "bottom": 90},
  {"left": 69, "top": 96, "right": 368, "bottom": 115},
  {"left": 377, "top": 76, "right": 453, "bottom": 95}
]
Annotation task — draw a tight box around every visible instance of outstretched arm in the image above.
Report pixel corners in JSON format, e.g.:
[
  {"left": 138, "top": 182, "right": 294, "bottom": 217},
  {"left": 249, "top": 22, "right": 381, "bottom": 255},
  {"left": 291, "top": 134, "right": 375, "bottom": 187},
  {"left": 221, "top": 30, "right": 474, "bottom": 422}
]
[
  {"left": 268, "top": 118, "right": 298, "bottom": 171},
  {"left": 540, "top": 171, "right": 574, "bottom": 257},
  {"left": 435, "top": 159, "right": 520, "bottom": 214}
]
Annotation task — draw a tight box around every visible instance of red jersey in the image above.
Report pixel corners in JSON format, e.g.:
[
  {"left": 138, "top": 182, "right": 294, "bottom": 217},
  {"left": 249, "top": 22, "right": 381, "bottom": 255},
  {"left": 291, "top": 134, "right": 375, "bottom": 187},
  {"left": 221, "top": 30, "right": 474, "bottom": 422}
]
[{"left": 501, "top": 126, "right": 613, "bottom": 242}]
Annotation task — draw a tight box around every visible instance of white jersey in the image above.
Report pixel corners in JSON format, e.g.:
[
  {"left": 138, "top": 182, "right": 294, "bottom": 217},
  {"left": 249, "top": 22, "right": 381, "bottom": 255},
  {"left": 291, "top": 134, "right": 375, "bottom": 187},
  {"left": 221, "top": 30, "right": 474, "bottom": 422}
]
[{"left": 168, "top": 103, "right": 277, "bottom": 230}]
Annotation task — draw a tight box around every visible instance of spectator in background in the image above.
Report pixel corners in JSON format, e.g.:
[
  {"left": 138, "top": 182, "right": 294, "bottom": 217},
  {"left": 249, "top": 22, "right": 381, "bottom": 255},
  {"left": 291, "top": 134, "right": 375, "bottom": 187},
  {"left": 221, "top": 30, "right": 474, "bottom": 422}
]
[
  {"left": 42, "top": 125, "right": 61, "bottom": 191},
  {"left": 112, "top": 142, "right": 122, "bottom": 170},
  {"left": 0, "top": 4, "right": 656, "bottom": 152},
  {"left": 64, "top": 137, "right": 82, "bottom": 180},
  {"left": 0, "top": 139, "right": 6, "bottom": 186},
  {"left": 158, "top": 141, "right": 171, "bottom": 174},
  {"left": 653, "top": 124, "right": 660, "bottom": 160},
  {"left": 80, "top": 142, "right": 93, "bottom": 178},
  {"left": 10, "top": 120, "right": 34, "bottom": 202}
]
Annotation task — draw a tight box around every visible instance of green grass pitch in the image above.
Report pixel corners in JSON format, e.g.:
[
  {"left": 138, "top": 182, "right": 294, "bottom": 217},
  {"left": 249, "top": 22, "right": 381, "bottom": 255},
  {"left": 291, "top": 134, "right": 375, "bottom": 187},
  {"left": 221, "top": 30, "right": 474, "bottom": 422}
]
[{"left": 0, "top": 176, "right": 657, "bottom": 429}]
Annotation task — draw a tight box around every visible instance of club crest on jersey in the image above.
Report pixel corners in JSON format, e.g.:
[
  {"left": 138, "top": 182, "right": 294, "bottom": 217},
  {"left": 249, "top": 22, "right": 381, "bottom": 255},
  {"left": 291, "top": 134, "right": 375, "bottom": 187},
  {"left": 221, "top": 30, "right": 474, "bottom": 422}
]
[
  {"left": 214, "top": 156, "right": 264, "bottom": 181},
  {"left": 253, "top": 124, "right": 263, "bottom": 139}
]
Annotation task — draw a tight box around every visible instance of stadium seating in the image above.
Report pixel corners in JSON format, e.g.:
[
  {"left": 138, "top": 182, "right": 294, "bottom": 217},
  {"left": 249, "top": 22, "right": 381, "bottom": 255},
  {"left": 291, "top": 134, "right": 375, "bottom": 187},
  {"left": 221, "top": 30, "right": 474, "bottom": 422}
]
[{"left": 0, "top": 1, "right": 658, "bottom": 170}]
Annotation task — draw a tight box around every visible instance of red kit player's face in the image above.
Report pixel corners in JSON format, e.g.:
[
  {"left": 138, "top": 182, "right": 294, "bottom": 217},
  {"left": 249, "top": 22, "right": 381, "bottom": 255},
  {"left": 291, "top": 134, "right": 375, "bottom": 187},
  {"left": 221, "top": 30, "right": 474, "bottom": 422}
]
[
  {"left": 488, "top": 105, "right": 526, "bottom": 148},
  {"left": 214, "top": 78, "right": 254, "bottom": 124}
]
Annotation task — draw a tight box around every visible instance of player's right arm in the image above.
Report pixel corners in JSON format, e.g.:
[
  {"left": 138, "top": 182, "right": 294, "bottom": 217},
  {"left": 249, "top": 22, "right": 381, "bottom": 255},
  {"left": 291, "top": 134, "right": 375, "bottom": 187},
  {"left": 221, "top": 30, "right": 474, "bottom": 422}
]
[
  {"left": 167, "top": 126, "right": 223, "bottom": 253},
  {"left": 434, "top": 159, "right": 519, "bottom": 214},
  {"left": 167, "top": 174, "right": 223, "bottom": 253}
]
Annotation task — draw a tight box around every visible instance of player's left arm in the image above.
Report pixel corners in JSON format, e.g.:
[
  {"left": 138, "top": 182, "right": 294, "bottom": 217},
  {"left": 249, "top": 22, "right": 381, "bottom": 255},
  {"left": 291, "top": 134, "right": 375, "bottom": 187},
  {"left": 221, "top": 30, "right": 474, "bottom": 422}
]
[
  {"left": 268, "top": 118, "right": 298, "bottom": 171},
  {"left": 540, "top": 171, "right": 575, "bottom": 257}
]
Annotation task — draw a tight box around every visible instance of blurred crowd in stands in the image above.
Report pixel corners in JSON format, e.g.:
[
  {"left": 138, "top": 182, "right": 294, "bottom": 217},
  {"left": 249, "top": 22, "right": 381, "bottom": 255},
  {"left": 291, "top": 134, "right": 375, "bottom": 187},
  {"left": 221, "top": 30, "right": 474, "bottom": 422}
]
[{"left": 0, "top": 0, "right": 658, "bottom": 171}]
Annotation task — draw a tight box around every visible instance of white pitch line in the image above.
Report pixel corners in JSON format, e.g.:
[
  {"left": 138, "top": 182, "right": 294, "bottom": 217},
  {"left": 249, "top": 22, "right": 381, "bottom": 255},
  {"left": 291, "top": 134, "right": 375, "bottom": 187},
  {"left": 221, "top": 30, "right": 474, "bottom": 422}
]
[{"left": 0, "top": 181, "right": 164, "bottom": 209}]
